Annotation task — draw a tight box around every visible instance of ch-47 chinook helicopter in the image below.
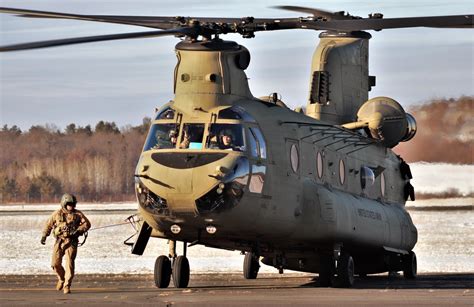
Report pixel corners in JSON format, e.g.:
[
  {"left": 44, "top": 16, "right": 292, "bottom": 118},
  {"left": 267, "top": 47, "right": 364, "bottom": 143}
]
[{"left": 1, "top": 5, "right": 473, "bottom": 288}]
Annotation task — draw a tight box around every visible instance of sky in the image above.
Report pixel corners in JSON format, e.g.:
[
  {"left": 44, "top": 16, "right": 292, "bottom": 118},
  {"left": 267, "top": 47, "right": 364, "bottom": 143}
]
[{"left": 0, "top": 0, "right": 473, "bottom": 130}]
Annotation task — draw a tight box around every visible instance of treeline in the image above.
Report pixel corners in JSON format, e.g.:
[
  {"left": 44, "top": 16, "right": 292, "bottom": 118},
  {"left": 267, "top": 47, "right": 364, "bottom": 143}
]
[
  {"left": 0, "top": 119, "right": 150, "bottom": 204},
  {"left": 395, "top": 96, "right": 473, "bottom": 164}
]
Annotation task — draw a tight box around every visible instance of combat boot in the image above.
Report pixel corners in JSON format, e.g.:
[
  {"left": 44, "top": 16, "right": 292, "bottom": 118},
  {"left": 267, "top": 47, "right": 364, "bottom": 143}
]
[
  {"left": 63, "top": 286, "right": 71, "bottom": 294},
  {"left": 56, "top": 280, "right": 64, "bottom": 291}
]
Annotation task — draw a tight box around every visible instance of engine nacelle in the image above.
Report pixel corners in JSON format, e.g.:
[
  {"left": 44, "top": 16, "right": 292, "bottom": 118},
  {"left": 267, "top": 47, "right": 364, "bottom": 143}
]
[{"left": 342, "top": 97, "right": 417, "bottom": 148}]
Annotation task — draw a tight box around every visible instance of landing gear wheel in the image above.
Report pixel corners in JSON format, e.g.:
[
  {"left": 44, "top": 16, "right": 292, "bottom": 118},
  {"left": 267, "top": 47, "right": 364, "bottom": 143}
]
[
  {"left": 154, "top": 255, "right": 171, "bottom": 288},
  {"left": 172, "top": 255, "right": 190, "bottom": 288},
  {"left": 334, "top": 253, "right": 355, "bottom": 288},
  {"left": 243, "top": 252, "right": 260, "bottom": 279},
  {"left": 403, "top": 251, "right": 417, "bottom": 279},
  {"left": 318, "top": 256, "right": 333, "bottom": 287}
]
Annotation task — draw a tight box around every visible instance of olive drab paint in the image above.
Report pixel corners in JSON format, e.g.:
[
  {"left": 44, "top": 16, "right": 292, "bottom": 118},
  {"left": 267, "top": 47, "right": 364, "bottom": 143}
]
[
  {"left": 135, "top": 36, "right": 417, "bottom": 281},
  {"left": 2, "top": 5, "right": 470, "bottom": 288}
]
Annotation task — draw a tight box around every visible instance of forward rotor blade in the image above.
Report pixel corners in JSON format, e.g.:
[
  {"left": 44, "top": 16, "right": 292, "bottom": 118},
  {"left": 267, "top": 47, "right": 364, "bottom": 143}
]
[
  {"left": 0, "top": 28, "right": 191, "bottom": 52},
  {"left": 0, "top": 7, "right": 301, "bottom": 30},
  {"left": 274, "top": 5, "right": 357, "bottom": 20},
  {"left": 0, "top": 7, "right": 181, "bottom": 29},
  {"left": 308, "top": 15, "right": 474, "bottom": 31}
]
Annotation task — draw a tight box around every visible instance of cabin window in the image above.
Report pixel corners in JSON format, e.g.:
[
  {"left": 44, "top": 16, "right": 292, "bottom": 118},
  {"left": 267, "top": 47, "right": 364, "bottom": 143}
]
[
  {"left": 360, "top": 166, "right": 375, "bottom": 189},
  {"left": 206, "top": 124, "right": 245, "bottom": 151},
  {"left": 180, "top": 124, "right": 205, "bottom": 149},
  {"left": 316, "top": 151, "right": 323, "bottom": 179},
  {"left": 144, "top": 124, "right": 179, "bottom": 150},
  {"left": 155, "top": 107, "right": 175, "bottom": 120},
  {"left": 381, "top": 172, "right": 386, "bottom": 197},
  {"left": 218, "top": 106, "right": 256, "bottom": 122},
  {"left": 290, "top": 144, "right": 299, "bottom": 173},
  {"left": 339, "top": 159, "right": 346, "bottom": 185}
]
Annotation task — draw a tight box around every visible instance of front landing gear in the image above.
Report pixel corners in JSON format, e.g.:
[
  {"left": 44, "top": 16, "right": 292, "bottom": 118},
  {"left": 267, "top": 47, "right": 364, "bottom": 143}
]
[
  {"left": 153, "top": 240, "right": 190, "bottom": 289},
  {"left": 172, "top": 255, "right": 190, "bottom": 288},
  {"left": 154, "top": 255, "right": 171, "bottom": 288}
]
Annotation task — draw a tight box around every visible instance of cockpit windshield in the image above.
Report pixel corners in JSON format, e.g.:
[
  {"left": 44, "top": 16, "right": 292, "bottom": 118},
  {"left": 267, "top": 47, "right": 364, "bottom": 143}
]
[
  {"left": 179, "top": 124, "right": 205, "bottom": 149},
  {"left": 206, "top": 124, "right": 245, "bottom": 152},
  {"left": 144, "top": 124, "right": 179, "bottom": 151},
  {"left": 144, "top": 123, "right": 246, "bottom": 152}
]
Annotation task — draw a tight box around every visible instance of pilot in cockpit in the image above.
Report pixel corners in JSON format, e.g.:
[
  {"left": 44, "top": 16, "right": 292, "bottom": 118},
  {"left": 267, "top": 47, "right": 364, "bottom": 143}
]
[{"left": 217, "top": 129, "right": 243, "bottom": 151}]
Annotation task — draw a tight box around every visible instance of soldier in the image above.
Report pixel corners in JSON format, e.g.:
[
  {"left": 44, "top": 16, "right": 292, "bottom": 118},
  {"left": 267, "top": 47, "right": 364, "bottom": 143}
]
[{"left": 41, "top": 193, "right": 91, "bottom": 294}]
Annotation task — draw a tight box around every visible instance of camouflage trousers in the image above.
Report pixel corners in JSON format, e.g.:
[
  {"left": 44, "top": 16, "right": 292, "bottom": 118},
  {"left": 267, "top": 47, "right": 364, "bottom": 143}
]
[{"left": 51, "top": 238, "right": 78, "bottom": 287}]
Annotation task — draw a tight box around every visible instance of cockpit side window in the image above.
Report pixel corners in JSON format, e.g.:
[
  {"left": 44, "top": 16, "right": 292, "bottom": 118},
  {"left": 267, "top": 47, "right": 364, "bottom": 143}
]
[
  {"left": 180, "top": 124, "right": 205, "bottom": 149},
  {"left": 206, "top": 124, "right": 245, "bottom": 152},
  {"left": 155, "top": 107, "right": 175, "bottom": 120},
  {"left": 144, "top": 124, "right": 179, "bottom": 151},
  {"left": 249, "top": 127, "right": 266, "bottom": 159},
  {"left": 247, "top": 127, "right": 266, "bottom": 159}
]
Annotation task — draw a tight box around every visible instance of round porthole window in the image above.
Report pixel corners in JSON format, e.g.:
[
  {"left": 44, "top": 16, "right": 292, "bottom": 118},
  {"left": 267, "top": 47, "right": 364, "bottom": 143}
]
[
  {"left": 339, "top": 159, "right": 345, "bottom": 185},
  {"left": 290, "top": 144, "right": 299, "bottom": 173},
  {"left": 381, "top": 172, "right": 386, "bottom": 197},
  {"left": 361, "top": 166, "right": 375, "bottom": 190},
  {"left": 316, "top": 152, "right": 323, "bottom": 179}
]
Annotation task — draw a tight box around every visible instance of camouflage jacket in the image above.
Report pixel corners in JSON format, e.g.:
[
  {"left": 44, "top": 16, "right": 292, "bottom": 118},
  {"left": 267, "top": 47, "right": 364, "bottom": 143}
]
[{"left": 43, "top": 208, "right": 91, "bottom": 240}]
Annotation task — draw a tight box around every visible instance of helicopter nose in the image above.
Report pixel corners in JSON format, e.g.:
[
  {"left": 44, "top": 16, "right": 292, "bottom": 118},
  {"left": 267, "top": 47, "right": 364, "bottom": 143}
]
[{"left": 136, "top": 151, "right": 244, "bottom": 215}]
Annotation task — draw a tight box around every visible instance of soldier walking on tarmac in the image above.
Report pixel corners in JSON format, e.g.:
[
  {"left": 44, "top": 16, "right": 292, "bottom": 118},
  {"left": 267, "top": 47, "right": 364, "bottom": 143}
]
[{"left": 41, "top": 193, "right": 91, "bottom": 294}]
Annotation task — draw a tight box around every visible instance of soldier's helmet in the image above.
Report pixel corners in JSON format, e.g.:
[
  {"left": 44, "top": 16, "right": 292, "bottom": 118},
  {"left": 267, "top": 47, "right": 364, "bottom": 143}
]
[
  {"left": 169, "top": 130, "right": 177, "bottom": 138},
  {"left": 60, "top": 193, "right": 77, "bottom": 208},
  {"left": 220, "top": 129, "right": 234, "bottom": 139}
]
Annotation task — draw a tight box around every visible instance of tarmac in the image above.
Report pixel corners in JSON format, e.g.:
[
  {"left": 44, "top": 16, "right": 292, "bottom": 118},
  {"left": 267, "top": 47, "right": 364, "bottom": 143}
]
[{"left": 1, "top": 273, "right": 473, "bottom": 306}]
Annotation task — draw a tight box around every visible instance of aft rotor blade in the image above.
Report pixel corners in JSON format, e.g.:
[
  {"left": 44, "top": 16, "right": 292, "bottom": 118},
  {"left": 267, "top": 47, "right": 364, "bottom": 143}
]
[
  {"left": 307, "top": 15, "right": 474, "bottom": 31},
  {"left": 0, "top": 28, "right": 191, "bottom": 52}
]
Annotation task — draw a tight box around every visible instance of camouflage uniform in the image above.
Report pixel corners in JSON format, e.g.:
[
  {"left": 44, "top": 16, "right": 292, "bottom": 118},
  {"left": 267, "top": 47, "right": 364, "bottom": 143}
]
[{"left": 41, "top": 194, "right": 91, "bottom": 293}]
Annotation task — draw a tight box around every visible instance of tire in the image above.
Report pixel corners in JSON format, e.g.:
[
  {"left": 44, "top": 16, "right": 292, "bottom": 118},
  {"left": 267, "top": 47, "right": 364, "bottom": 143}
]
[
  {"left": 318, "top": 255, "right": 333, "bottom": 287},
  {"left": 243, "top": 252, "right": 260, "bottom": 279},
  {"left": 403, "top": 251, "right": 417, "bottom": 279},
  {"left": 334, "top": 253, "right": 355, "bottom": 288},
  {"left": 172, "top": 256, "right": 190, "bottom": 288},
  {"left": 154, "top": 255, "right": 171, "bottom": 288}
]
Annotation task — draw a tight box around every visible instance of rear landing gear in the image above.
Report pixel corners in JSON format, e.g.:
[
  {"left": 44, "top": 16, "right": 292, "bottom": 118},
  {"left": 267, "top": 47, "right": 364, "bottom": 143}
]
[
  {"left": 403, "top": 251, "right": 417, "bottom": 279},
  {"left": 243, "top": 252, "right": 260, "bottom": 279},
  {"left": 333, "top": 253, "right": 355, "bottom": 288},
  {"left": 318, "top": 251, "right": 355, "bottom": 288},
  {"left": 153, "top": 240, "right": 191, "bottom": 289}
]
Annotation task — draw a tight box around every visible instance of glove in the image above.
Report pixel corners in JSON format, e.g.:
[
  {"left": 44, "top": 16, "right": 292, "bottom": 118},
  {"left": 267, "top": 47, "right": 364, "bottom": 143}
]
[{"left": 41, "top": 236, "right": 46, "bottom": 245}]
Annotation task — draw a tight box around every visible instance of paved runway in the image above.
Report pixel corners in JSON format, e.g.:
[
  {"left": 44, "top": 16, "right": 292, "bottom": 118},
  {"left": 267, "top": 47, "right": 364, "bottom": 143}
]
[{"left": 1, "top": 273, "right": 473, "bottom": 306}]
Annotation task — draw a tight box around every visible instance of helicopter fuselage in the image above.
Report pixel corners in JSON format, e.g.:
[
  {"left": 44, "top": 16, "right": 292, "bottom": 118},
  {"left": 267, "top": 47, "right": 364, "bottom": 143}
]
[{"left": 135, "top": 96, "right": 417, "bottom": 274}]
